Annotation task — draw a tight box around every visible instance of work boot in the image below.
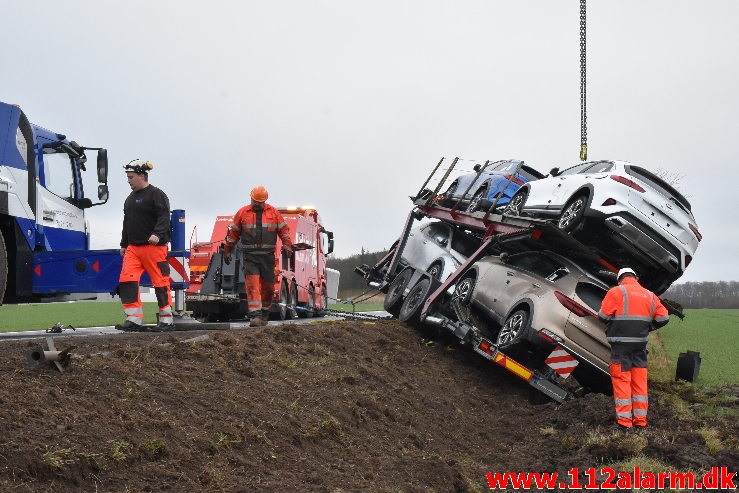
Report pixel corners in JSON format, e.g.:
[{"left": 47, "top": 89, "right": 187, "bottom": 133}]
[
  {"left": 248, "top": 312, "right": 263, "bottom": 328},
  {"left": 260, "top": 309, "right": 271, "bottom": 326},
  {"left": 156, "top": 321, "right": 175, "bottom": 332},
  {"left": 115, "top": 320, "right": 143, "bottom": 332}
]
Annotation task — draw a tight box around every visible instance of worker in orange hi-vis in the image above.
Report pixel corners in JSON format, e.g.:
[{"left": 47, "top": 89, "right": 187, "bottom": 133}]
[
  {"left": 598, "top": 267, "right": 670, "bottom": 432},
  {"left": 115, "top": 159, "right": 174, "bottom": 332},
  {"left": 223, "top": 186, "right": 293, "bottom": 327}
]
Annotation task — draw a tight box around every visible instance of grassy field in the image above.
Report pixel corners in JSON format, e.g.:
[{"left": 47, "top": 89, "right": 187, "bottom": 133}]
[
  {"left": 653, "top": 309, "right": 739, "bottom": 387},
  {"left": 1, "top": 303, "right": 736, "bottom": 387},
  {"left": 0, "top": 301, "right": 384, "bottom": 332}
]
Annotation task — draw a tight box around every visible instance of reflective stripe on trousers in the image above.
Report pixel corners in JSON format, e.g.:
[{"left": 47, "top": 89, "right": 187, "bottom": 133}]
[{"left": 609, "top": 362, "right": 648, "bottom": 427}]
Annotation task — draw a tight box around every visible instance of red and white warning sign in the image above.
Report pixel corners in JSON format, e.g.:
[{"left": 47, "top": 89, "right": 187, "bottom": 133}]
[{"left": 545, "top": 346, "right": 579, "bottom": 379}]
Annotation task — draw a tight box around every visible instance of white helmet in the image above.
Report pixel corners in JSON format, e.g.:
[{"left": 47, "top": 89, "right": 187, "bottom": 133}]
[
  {"left": 617, "top": 267, "right": 637, "bottom": 281},
  {"left": 124, "top": 159, "right": 154, "bottom": 174}
]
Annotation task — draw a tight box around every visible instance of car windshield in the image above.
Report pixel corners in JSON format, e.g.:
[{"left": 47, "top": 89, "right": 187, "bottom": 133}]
[
  {"left": 626, "top": 165, "right": 692, "bottom": 213},
  {"left": 575, "top": 282, "right": 607, "bottom": 312},
  {"left": 507, "top": 252, "right": 565, "bottom": 279}
]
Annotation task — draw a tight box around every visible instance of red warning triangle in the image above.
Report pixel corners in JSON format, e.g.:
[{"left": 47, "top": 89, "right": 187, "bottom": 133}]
[
  {"left": 92, "top": 260, "right": 100, "bottom": 273},
  {"left": 34, "top": 265, "right": 41, "bottom": 276}
]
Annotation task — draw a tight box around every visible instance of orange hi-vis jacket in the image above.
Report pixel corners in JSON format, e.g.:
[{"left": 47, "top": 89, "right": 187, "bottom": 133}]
[
  {"left": 224, "top": 203, "right": 292, "bottom": 256},
  {"left": 598, "top": 277, "right": 670, "bottom": 344}
]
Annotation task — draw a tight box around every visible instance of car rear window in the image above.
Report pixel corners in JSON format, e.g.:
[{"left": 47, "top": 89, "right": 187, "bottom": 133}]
[
  {"left": 451, "top": 230, "right": 480, "bottom": 257},
  {"left": 520, "top": 165, "right": 545, "bottom": 180},
  {"left": 575, "top": 282, "right": 607, "bottom": 312},
  {"left": 626, "top": 165, "right": 692, "bottom": 213}
]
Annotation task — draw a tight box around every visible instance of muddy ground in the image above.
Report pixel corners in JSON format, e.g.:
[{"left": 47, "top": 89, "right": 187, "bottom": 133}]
[{"left": 0, "top": 319, "right": 736, "bottom": 492}]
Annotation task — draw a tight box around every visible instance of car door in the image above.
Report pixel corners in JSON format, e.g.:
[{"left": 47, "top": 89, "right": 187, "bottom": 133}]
[
  {"left": 562, "top": 280, "right": 610, "bottom": 363},
  {"left": 474, "top": 253, "right": 547, "bottom": 323},
  {"left": 403, "top": 222, "right": 449, "bottom": 272}
]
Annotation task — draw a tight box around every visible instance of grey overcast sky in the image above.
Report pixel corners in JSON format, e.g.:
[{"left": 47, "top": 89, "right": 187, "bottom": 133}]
[{"left": 2, "top": 1, "right": 737, "bottom": 283}]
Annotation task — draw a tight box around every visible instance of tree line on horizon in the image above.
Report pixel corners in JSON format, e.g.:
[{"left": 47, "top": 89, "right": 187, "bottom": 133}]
[{"left": 328, "top": 249, "right": 739, "bottom": 309}]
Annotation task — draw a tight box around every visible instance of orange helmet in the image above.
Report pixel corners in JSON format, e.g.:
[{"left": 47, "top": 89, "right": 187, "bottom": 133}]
[{"left": 250, "top": 186, "right": 268, "bottom": 202}]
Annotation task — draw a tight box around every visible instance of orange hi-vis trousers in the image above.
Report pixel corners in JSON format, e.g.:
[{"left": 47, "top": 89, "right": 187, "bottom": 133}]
[
  {"left": 609, "top": 362, "right": 648, "bottom": 428},
  {"left": 245, "top": 274, "right": 274, "bottom": 314},
  {"left": 118, "top": 245, "right": 173, "bottom": 325}
]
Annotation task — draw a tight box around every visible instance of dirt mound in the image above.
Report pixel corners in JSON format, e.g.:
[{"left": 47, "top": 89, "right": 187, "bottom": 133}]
[{"left": 0, "top": 320, "right": 736, "bottom": 492}]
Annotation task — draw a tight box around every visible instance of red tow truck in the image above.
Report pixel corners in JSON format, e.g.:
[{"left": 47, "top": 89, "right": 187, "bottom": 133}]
[{"left": 186, "top": 207, "right": 334, "bottom": 321}]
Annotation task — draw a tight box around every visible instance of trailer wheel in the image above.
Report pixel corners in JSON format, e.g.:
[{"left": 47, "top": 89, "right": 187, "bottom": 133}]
[
  {"left": 383, "top": 268, "right": 412, "bottom": 317},
  {"left": 398, "top": 277, "right": 432, "bottom": 325},
  {"left": 497, "top": 308, "right": 531, "bottom": 348},
  {"left": 276, "top": 280, "right": 289, "bottom": 320},
  {"left": 0, "top": 229, "right": 7, "bottom": 305}
]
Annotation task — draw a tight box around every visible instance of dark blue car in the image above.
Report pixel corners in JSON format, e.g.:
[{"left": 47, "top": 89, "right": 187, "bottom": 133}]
[{"left": 440, "top": 159, "right": 545, "bottom": 212}]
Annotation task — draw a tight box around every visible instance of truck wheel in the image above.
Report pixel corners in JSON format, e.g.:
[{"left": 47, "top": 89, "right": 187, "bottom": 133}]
[
  {"left": 0, "top": 229, "right": 6, "bottom": 305},
  {"left": 298, "top": 284, "right": 315, "bottom": 318},
  {"left": 315, "top": 285, "right": 328, "bottom": 317},
  {"left": 383, "top": 268, "right": 412, "bottom": 317},
  {"left": 276, "top": 280, "right": 289, "bottom": 320},
  {"left": 398, "top": 277, "right": 432, "bottom": 325},
  {"left": 287, "top": 283, "right": 298, "bottom": 319}
]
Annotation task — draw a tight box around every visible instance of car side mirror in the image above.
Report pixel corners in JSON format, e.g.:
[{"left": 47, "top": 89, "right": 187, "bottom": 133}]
[
  {"left": 435, "top": 236, "right": 448, "bottom": 247},
  {"left": 473, "top": 164, "right": 481, "bottom": 172},
  {"left": 499, "top": 252, "right": 510, "bottom": 263},
  {"left": 549, "top": 167, "right": 560, "bottom": 177}
]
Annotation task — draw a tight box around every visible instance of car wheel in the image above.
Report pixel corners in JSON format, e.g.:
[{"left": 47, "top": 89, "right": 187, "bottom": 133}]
[
  {"left": 504, "top": 189, "right": 527, "bottom": 216},
  {"left": 384, "top": 268, "right": 413, "bottom": 316},
  {"left": 496, "top": 308, "right": 530, "bottom": 348},
  {"left": 426, "top": 262, "right": 443, "bottom": 281},
  {"left": 557, "top": 195, "right": 587, "bottom": 232},
  {"left": 398, "top": 277, "right": 432, "bottom": 324},
  {"left": 450, "top": 274, "right": 475, "bottom": 322},
  {"left": 466, "top": 188, "right": 487, "bottom": 212}
]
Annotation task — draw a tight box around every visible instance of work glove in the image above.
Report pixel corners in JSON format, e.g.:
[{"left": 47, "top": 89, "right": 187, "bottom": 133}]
[
  {"left": 224, "top": 253, "right": 232, "bottom": 265},
  {"left": 282, "top": 244, "right": 293, "bottom": 255}
]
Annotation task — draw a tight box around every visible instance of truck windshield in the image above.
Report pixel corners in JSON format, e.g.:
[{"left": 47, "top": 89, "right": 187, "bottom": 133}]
[{"left": 43, "top": 151, "right": 75, "bottom": 200}]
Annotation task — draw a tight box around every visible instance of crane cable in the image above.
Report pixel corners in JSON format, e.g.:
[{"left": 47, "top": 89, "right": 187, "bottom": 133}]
[{"left": 579, "top": 0, "right": 588, "bottom": 161}]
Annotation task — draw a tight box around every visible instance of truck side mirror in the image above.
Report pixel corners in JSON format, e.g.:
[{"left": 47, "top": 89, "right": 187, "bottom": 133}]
[
  {"left": 326, "top": 231, "right": 334, "bottom": 255},
  {"left": 549, "top": 167, "right": 560, "bottom": 177},
  {"left": 97, "top": 149, "right": 108, "bottom": 183},
  {"left": 98, "top": 184, "right": 109, "bottom": 202}
]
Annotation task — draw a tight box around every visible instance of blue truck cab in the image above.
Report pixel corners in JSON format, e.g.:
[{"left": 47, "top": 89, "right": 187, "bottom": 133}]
[{"left": 0, "top": 101, "right": 188, "bottom": 305}]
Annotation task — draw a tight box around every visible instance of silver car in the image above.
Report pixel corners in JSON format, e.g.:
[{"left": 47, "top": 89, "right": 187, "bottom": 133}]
[
  {"left": 451, "top": 250, "right": 612, "bottom": 382},
  {"left": 401, "top": 221, "right": 480, "bottom": 280}
]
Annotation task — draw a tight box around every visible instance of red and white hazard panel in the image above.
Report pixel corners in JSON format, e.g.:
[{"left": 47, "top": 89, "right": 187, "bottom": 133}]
[
  {"left": 544, "top": 346, "right": 579, "bottom": 379},
  {"left": 168, "top": 257, "right": 190, "bottom": 283}
]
